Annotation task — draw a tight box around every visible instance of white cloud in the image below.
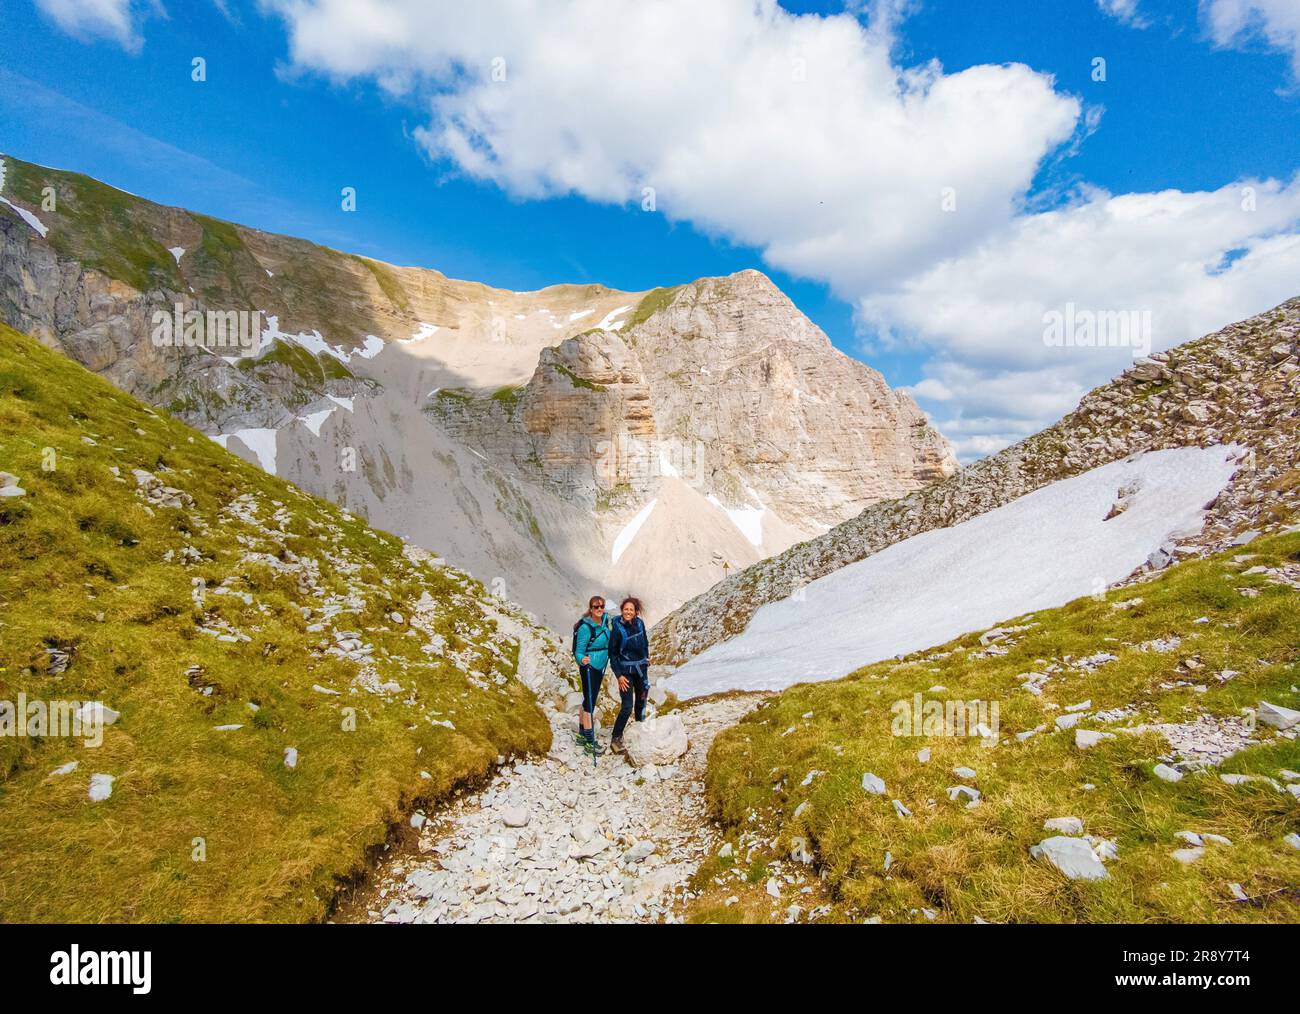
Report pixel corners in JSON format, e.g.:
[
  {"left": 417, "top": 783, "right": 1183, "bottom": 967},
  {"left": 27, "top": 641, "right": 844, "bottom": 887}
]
[
  {"left": 253, "top": 2, "right": 1300, "bottom": 460},
  {"left": 263, "top": 0, "right": 1080, "bottom": 296},
  {"left": 34, "top": 0, "right": 160, "bottom": 51},
  {"left": 1202, "top": 0, "right": 1300, "bottom": 76},
  {"left": 1096, "top": 0, "right": 1147, "bottom": 28},
  {"left": 865, "top": 178, "right": 1300, "bottom": 457}
]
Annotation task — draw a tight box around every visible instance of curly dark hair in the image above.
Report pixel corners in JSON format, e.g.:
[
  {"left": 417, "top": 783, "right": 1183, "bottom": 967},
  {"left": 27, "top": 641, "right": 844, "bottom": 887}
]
[{"left": 619, "top": 596, "right": 643, "bottom": 615}]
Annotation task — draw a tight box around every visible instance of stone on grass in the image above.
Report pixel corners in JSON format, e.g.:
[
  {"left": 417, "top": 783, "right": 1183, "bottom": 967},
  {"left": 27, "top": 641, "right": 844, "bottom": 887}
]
[
  {"left": 88, "top": 773, "right": 114, "bottom": 802},
  {"left": 1044, "top": 816, "right": 1084, "bottom": 835},
  {"left": 1171, "top": 847, "right": 1204, "bottom": 864},
  {"left": 953, "top": 766, "right": 977, "bottom": 780},
  {"left": 283, "top": 746, "right": 298, "bottom": 769},
  {"left": 75, "top": 702, "right": 120, "bottom": 726},
  {"left": 1152, "top": 763, "right": 1183, "bottom": 783},
  {"left": 1030, "top": 836, "right": 1108, "bottom": 881},
  {"left": 861, "top": 772, "right": 886, "bottom": 795},
  {"left": 1283, "top": 833, "right": 1300, "bottom": 851},
  {"left": 1075, "top": 729, "right": 1115, "bottom": 750},
  {"left": 1257, "top": 700, "right": 1300, "bottom": 731}
]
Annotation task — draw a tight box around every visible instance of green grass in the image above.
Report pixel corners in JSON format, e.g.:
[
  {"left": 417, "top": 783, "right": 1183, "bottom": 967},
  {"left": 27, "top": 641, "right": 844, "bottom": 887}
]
[
  {"left": 553, "top": 364, "right": 607, "bottom": 392},
  {"left": 5, "top": 158, "right": 181, "bottom": 294},
  {"left": 694, "top": 533, "right": 1300, "bottom": 923},
  {"left": 490, "top": 386, "right": 522, "bottom": 412},
  {"left": 350, "top": 255, "right": 410, "bottom": 311},
  {"left": 626, "top": 286, "right": 683, "bottom": 330},
  {"left": 0, "top": 322, "right": 550, "bottom": 923}
]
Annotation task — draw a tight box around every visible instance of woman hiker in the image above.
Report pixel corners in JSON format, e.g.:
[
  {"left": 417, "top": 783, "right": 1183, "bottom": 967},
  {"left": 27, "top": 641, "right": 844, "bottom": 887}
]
[
  {"left": 574, "top": 595, "right": 613, "bottom": 754},
  {"left": 608, "top": 596, "right": 651, "bottom": 756}
]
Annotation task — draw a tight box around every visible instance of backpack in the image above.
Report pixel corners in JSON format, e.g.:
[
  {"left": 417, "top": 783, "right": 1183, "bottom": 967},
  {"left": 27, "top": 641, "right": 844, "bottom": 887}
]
[{"left": 571, "top": 615, "right": 610, "bottom": 655}]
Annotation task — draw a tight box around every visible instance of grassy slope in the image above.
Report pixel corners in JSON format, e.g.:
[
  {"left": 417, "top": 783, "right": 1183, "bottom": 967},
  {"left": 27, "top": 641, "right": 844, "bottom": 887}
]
[
  {"left": 0, "top": 323, "right": 550, "bottom": 923},
  {"left": 693, "top": 532, "right": 1300, "bottom": 923}
]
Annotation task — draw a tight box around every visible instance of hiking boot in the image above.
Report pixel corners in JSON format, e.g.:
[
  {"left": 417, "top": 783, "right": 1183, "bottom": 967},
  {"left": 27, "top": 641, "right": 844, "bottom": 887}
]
[{"left": 610, "top": 737, "right": 625, "bottom": 755}]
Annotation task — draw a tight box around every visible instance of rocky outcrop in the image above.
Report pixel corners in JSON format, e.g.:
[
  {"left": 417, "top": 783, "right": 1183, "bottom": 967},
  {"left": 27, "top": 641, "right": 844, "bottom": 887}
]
[
  {"left": 626, "top": 271, "right": 956, "bottom": 530},
  {"left": 653, "top": 299, "right": 1300, "bottom": 665},
  {"left": 431, "top": 329, "right": 660, "bottom": 505}
]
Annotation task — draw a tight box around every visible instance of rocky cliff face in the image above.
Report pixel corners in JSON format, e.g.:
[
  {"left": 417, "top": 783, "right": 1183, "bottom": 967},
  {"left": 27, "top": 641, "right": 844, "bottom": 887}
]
[
  {"left": 0, "top": 153, "right": 957, "bottom": 624},
  {"left": 652, "top": 299, "right": 1300, "bottom": 664},
  {"left": 626, "top": 271, "right": 956, "bottom": 530}
]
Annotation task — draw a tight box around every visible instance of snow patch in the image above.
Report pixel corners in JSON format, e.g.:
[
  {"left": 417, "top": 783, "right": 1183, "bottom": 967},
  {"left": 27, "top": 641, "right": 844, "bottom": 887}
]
[
  {"left": 569, "top": 309, "right": 594, "bottom": 322},
  {"left": 168, "top": 247, "right": 185, "bottom": 264},
  {"left": 259, "top": 316, "right": 385, "bottom": 363},
  {"left": 298, "top": 408, "right": 335, "bottom": 436},
  {"left": 596, "top": 304, "right": 632, "bottom": 330},
  {"left": 225, "top": 428, "right": 278, "bottom": 475},
  {"left": 327, "top": 395, "right": 354, "bottom": 412},
  {"left": 669, "top": 446, "right": 1241, "bottom": 699},
  {"left": 612, "top": 499, "right": 658, "bottom": 564},
  {"left": 707, "top": 494, "right": 766, "bottom": 548},
  {"left": 0, "top": 197, "right": 48, "bottom": 237},
  {"left": 396, "top": 322, "right": 439, "bottom": 344}
]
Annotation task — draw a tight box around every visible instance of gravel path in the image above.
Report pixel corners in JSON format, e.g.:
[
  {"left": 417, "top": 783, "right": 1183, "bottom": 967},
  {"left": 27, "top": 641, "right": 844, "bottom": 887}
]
[{"left": 348, "top": 619, "right": 760, "bottom": 924}]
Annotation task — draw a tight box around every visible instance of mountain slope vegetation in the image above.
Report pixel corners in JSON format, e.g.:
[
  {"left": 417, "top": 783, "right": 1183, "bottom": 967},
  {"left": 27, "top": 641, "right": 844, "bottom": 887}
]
[
  {"left": 0, "top": 322, "right": 550, "bottom": 923},
  {"left": 655, "top": 299, "right": 1300, "bottom": 665},
  {"left": 689, "top": 529, "right": 1300, "bottom": 923}
]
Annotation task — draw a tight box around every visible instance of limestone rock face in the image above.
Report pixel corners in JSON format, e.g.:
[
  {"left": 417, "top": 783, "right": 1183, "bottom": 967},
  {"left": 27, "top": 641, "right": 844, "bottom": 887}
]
[
  {"left": 627, "top": 271, "right": 956, "bottom": 531},
  {"left": 523, "top": 331, "right": 658, "bottom": 499}
]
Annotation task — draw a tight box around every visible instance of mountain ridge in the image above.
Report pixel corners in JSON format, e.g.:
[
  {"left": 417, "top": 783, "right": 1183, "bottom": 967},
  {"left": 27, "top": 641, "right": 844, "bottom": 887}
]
[{"left": 0, "top": 152, "right": 957, "bottom": 624}]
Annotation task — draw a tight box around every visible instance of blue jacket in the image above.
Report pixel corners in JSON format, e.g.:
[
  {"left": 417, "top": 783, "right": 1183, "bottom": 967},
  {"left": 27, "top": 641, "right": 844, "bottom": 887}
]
[
  {"left": 609, "top": 616, "right": 649, "bottom": 676},
  {"left": 574, "top": 614, "right": 613, "bottom": 671}
]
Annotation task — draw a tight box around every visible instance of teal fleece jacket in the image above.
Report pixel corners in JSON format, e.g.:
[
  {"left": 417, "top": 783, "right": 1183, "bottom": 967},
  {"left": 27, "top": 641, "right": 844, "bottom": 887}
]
[{"left": 574, "top": 613, "right": 613, "bottom": 671}]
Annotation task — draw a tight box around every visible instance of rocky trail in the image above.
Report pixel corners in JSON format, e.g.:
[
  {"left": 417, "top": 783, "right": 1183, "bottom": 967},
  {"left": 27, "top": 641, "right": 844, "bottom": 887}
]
[{"left": 342, "top": 620, "right": 761, "bottom": 924}]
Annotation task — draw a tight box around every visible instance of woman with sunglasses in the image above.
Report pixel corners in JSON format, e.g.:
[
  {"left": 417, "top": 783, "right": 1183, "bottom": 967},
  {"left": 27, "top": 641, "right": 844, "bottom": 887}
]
[{"left": 573, "top": 595, "right": 613, "bottom": 753}]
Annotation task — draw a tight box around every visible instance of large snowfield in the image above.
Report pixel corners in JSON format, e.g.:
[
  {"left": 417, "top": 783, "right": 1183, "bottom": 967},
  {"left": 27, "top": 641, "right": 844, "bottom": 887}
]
[{"left": 665, "top": 446, "right": 1243, "bottom": 699}]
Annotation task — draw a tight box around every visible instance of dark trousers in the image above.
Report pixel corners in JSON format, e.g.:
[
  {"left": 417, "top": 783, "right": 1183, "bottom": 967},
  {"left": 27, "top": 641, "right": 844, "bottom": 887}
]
[
  {"left": 579, "top": 664, "right": 604, "bottom": 731},
  {"left": 612, "top": 664, "right": 649, "bottom": 739}
]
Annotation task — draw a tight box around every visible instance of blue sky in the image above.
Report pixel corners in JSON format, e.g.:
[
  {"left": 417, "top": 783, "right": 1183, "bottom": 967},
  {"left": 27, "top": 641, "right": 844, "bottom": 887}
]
[{"left": 3, "top": 0, "right": 1299, "bottom": 458}]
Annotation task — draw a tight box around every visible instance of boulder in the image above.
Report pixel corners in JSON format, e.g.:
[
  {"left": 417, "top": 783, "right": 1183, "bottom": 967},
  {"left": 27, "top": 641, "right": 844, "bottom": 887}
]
[
  {"left": 623, "top": 715, "right": 688, "bottom": 766},
  {"left": 1030, "top": 836, "right": 1108, "bottom": 881},
  {"left": 1152, "top": 763, "right": 1183, "bottom": 783},
  {"left": 1129, "top": 358, "right": 1166, "bottom": 382},
  {"left": 0, "top": 472, "right": 26, "bottom": 498},
  {"left": 1257, "top": 700, "right": 1300, "bottom": 731},
  {"left": 1075, "top": 729, "right": 1114, "bottom": 750}
]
